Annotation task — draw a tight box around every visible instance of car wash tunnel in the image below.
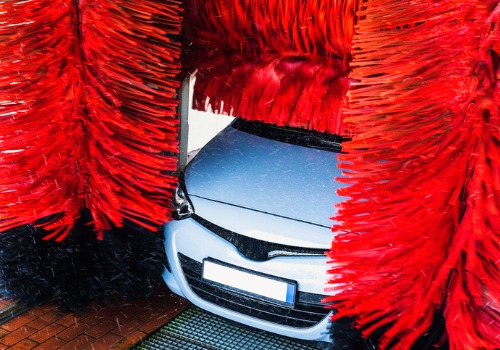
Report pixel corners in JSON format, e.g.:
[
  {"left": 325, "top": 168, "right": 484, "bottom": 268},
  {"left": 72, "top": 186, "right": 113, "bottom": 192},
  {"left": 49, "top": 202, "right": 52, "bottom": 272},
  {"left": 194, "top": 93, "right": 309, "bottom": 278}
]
[{"left": 0, "top": 1, "right": 498, "bottom": 350}]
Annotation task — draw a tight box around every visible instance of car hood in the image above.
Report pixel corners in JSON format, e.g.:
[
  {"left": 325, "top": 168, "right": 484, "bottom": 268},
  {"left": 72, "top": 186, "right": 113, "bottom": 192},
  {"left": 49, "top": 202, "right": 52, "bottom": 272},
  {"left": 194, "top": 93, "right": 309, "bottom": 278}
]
[{"left": 184, "top": 125, "right": 345, "bottom": 228}]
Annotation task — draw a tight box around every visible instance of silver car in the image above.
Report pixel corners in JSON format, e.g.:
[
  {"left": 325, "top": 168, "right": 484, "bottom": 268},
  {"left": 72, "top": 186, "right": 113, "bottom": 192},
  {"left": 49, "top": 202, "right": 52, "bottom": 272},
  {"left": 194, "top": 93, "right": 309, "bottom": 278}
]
[{"left": 163, "top": 118, "right": 345, "bottom": 345}]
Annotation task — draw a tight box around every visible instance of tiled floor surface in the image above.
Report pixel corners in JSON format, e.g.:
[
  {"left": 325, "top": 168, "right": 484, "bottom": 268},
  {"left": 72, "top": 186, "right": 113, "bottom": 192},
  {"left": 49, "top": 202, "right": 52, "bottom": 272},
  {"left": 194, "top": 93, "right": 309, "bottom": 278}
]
[
  {"left": 0, "top": 300, "right": 14, "bottom": 311},
  {"left": 0, "top": 286, "right": 189, "bottom": 350}
]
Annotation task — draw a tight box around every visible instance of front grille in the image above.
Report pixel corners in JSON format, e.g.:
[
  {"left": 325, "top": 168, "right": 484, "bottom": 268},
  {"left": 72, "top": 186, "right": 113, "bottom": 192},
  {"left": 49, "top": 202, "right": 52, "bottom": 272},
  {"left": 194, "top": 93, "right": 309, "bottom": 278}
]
[{"left": 178, "top": 253, "right": 331, "bottom": 329}]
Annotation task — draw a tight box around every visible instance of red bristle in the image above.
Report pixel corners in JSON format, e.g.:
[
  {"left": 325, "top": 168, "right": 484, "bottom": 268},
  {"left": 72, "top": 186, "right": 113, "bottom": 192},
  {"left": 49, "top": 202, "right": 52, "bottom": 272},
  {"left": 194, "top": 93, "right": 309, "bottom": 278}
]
[
  {"left": 0, "top": 0, "right": 182, "bottom": 240},
  {"left": 183, "top": 0, "right": 362, "bottom": 134},
  {"left": 325, "top": 1, "right": 499, "bottom": 349}
]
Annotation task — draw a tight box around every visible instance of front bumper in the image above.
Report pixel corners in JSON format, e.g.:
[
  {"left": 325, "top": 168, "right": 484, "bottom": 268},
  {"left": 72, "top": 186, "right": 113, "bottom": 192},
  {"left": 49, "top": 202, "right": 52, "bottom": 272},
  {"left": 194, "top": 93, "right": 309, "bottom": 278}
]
[{"left": 163, "top": 213, "right": 333, "bottom": 343}]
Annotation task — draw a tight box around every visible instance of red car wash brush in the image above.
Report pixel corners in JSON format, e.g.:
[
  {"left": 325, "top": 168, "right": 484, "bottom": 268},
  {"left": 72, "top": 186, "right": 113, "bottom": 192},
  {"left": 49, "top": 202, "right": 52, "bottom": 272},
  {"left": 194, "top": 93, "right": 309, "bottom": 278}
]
[
  {"left": 0, "top": 0, "right": 182, "bottom": 308},
  {"left": 325, "top": 1, "right": 499, "bottom": 349},
  {"left": 183, "top": 0, "right": 361, "bottom": 135}
]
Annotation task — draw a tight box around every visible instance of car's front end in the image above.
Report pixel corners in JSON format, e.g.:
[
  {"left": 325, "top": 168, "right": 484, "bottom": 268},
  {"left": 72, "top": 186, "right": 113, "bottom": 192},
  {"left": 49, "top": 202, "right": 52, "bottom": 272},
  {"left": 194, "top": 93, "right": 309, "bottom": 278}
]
[{"left": 163, "top": 119, "right": 345, "bottom": 344}]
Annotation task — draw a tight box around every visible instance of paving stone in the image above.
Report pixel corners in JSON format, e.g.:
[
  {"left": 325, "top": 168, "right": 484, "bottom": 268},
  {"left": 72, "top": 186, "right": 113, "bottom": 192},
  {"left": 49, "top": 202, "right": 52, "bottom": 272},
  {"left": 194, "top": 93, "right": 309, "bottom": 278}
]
[
  {"left": 29, "top": 305, "right": 56, "bottom": 317},
  {"left": 1, "top": 313, "right": 38, "bottom": 332},
  {"left": 26, "top": 318, "right": 51, "bottom": 331},
  {"left": 137, "top": 303, "right": 189, "bottom": 334},
  {"left": 1, "top": 326, "right": 37, "bottom": 346},
  {"left": 29, "top": 323, "right": 66, "bottom": 343},
  {"left": 85, "top": 319, "right": 117, "bottom": 339},
  {"left": 58, "top": 335, "right": 94, "bottom": 350},
  {"left": 88, "top": 332, "right": 122, "bottom": 350},
  {"left": 32, "top": 336, "right": 67, "bottom": 350},
  {"left": 56, "top": 322, "right": 91, "bottom": 342},
  {"left": 79, "top": 308, "right": 115, "bottom": 325},
  {"left": 55, "top": 314, "right": 77, "bottom": 328},
  {"left": 7, "top": 338, "right": 37, "bottom": 350},
  {"left": 38, "top": 311, "right": 62, "bottom": 324},
  {"left": 112, "top": 318, "right": 142, "bottom": 337},
  {"left": 0, "top": 329, "right": 9, "bottom": 339},
  {"left": 137, "top": 317, "right": 167, "bottom": 334},
  {"left": 110, "top": 331, "right": 147, "bottom": 350}
]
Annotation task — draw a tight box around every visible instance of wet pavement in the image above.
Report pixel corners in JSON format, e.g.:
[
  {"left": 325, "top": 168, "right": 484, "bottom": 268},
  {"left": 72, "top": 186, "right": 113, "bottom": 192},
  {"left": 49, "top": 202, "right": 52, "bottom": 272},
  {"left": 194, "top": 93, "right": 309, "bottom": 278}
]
[
  {"left": 0, "top": 285, "right": 190, "bottom": 350},
  {"left": 0, "top": 287, "right": 332, "bottom": 349}
]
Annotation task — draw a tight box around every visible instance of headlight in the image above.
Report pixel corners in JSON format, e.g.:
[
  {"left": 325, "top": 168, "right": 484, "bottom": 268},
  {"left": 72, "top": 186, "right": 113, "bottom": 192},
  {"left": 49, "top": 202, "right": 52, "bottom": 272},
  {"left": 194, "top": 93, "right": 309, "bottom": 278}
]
[{"left": 172, "top": 181, "right": 194, "bottom": 220}]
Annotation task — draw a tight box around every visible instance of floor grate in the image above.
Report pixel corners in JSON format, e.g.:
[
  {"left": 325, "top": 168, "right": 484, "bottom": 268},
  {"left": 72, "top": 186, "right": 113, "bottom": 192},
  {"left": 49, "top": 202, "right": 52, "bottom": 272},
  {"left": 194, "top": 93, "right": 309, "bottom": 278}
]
[{"left": 133, "top": 307, "right": 328, "bottom": 350}]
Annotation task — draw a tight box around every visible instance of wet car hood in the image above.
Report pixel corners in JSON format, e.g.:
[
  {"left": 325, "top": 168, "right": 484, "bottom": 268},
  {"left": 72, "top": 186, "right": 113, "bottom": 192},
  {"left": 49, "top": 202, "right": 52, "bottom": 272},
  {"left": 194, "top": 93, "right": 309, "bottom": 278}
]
[{"left": 184, "top": 124, "right": 345, "bottom": 228}]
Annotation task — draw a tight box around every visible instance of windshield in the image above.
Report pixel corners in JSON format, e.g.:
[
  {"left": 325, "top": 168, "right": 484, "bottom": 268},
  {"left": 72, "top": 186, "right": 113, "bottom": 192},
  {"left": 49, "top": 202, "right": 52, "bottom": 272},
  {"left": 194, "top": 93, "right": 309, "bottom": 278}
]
[{"left": 231, "top": 118, "right": 343, "bottom": 152}]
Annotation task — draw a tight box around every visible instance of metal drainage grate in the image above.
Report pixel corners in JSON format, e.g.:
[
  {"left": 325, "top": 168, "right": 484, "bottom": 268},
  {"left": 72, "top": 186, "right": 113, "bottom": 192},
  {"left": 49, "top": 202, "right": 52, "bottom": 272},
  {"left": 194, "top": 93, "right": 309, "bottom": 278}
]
[{"left": 133, "top": 307, "right": 328, "bottom": 350}]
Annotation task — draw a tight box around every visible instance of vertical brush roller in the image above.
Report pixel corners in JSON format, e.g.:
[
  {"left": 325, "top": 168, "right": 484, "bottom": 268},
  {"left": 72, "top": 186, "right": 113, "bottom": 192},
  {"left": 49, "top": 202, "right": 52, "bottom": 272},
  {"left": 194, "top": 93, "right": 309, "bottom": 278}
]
[
  {"left": 326, "top": 1, "right": 499, "bottom": 349},
  {"left": 0, "top": 0, "right": 182, "bottom": 307}
]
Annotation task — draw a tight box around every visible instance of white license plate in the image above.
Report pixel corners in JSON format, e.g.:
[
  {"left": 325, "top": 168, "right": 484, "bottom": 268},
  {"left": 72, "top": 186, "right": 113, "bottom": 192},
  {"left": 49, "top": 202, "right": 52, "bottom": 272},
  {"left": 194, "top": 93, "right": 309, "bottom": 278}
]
[{"left": 202, "top": 259, "right": 296, "bottom": 306}]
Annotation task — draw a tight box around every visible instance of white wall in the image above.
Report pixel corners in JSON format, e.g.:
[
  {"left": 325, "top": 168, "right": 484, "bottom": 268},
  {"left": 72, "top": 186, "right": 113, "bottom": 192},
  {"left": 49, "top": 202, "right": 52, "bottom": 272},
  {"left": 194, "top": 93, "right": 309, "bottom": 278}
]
[
  {"left": 187, "top": 109, "right": 234, "bottom": 153},
  {"left": 181, "top": 74, "right": 234, "bottom": 158}
]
